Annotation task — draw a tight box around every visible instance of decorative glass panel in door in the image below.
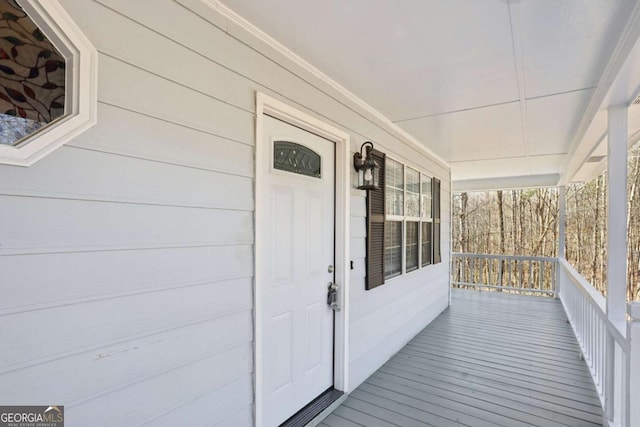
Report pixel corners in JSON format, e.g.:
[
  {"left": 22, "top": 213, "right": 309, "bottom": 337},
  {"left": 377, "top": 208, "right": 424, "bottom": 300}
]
[{"left": 273, "top": 141, "right": 321, "bottom": 178}]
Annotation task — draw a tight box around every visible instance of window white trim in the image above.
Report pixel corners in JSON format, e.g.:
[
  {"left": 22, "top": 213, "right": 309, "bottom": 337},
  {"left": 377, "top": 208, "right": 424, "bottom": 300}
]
[
  {"left": 383, "top": 155, "right": 436, "bottom": 278},
  {"left": 0, "top": 0, "right": 97, "bottom": 166}
]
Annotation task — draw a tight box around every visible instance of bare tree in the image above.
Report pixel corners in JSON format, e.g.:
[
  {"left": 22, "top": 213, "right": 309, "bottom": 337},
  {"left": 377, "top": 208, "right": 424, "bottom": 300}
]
[{"left": 452, "top": 144, "right": 640, "bottom": 302}]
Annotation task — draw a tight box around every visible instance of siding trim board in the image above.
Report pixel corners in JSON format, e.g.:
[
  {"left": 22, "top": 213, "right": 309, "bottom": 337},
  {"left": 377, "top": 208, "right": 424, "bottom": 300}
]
[{"left": 255, "top": 92, "right": 351, "bottom": 427}]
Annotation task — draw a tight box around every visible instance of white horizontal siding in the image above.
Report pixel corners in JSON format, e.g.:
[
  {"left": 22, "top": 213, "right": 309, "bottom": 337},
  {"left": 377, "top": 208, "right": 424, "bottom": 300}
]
[
  {"left": 69, "top": 343, "right": 253, "bottom": 426},
  {"left": 1, "top": 0, "right": 257, "bottom": 423},
  {"left": 0, "top": 195, "right": 252, "bottom": 253},
  {"left": 0, "top": 310, "right": 252, "bottom": 401},
  {"left": 71, "top": 103, "right": 254, "bottom": 177},
  {"left": 0, "top": 277, "right": 252, "bottom": 371},
  {"left": 0, "top": 245, "right": 252, "bottom": 313},
  {"left": 97, "top": 54, "right": 255, "bottom": 145},
  {"left": 349, "top": 265, "right": 450, "bottom": 326},
  {"left": 214, "top": 405, "right": 254, "bottom": 427},
  {"left": 0, "top": 0, "right": 451, "bottom": 425},
  {"left": 139, "top": 376, "right": 254, "bottom": 427},
  {"left": 0, "top": 144, "right": 253, "bottom": 210}
]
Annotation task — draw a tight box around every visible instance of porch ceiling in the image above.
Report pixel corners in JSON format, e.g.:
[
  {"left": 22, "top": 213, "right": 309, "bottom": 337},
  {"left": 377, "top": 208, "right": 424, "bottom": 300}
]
[{"left": 221, "top": 0, "right": 640, "bottom": 189}]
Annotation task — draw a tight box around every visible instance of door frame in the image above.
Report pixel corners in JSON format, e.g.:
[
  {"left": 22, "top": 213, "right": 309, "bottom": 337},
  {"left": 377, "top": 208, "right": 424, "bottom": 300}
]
[{"left": 255, "top": 92, "right": 351, "bottom": 427}]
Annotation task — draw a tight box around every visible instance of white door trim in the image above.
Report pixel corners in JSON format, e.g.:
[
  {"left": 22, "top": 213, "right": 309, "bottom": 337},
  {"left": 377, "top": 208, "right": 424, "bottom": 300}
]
[{"left": 255, "top": 92, "right": 350, "bottom": 427}]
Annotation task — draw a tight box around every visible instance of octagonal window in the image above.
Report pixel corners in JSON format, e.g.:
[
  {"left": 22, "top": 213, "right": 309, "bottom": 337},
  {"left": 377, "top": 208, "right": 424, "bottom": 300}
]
[
  {"left": 0, "top": 0, "right": 97, "bottom": 166},
  {"left": 1, "top": 0, "right": 67, "bottom": 146}
]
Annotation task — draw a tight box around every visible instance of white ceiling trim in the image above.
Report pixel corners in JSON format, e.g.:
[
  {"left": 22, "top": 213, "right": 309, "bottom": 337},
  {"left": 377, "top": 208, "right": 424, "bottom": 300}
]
[
  {"left": 195, "top": 0, "right": 449, "bottom": 170},
  {"left": 560, "top": 0, "right": 640, "bottom": 185},
  {"left": 453, "top": 174, "right": 560, "bottom": 192}
]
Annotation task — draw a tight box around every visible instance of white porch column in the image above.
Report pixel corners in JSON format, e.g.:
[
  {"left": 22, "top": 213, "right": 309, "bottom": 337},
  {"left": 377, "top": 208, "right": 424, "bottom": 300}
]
[
  {"left": 607, "top": 105, "right": 628, "bottom": 324},
  {"left": 558, "top": 186, "right": 566, "bottom": 260},
  {"left": 605, "top": 106, "right": 628, "bottom": 424},
  {"left": 556, "top": 186, "right": 566, "bottom": 297},
  {"left": 629, "top": 303, "right": 640, "bottom": 427}
]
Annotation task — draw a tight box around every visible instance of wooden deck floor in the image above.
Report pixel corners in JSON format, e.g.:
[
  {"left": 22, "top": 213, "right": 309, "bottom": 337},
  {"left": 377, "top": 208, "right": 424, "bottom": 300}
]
[{"left": 321, "top": 289, "right": 603, "bottom": 427}]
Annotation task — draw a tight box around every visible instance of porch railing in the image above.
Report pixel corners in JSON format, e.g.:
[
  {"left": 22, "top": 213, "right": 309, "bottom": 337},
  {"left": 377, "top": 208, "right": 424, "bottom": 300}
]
[
  {"left": 558, "top": 258, "right": 629, "bottom": 427},
  {"left": 451, "top": 253, "right": 557, "bottom": 296}
]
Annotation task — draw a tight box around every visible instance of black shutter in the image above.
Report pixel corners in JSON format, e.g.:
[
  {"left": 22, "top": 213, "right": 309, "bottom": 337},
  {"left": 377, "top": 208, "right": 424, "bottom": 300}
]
[
  {"left": 366, "top": 149, "right": 385, "bottom": 290},
  {"left": 432, "top": 177, "right": 441, "bottom": 264}
]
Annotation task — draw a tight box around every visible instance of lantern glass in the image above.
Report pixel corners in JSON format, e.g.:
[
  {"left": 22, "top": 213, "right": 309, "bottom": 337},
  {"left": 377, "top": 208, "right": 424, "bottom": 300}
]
[
  {"left": 357, "top": 157, "right": 379, "bottom": 190},
  {"left": 353, "top": 141, "right": 380, "bottom": 190}
]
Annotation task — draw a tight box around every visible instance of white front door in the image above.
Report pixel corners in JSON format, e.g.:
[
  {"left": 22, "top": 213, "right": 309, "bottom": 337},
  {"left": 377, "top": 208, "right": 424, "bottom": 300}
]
[{"left": 260, "top": 115, "right": 336, "bottom": 426}]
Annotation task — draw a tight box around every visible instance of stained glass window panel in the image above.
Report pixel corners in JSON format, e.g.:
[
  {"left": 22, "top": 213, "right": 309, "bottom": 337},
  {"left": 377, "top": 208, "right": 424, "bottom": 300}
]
[
  {"left": 0, "top": 0, "right": 66, "bottom": 146},
  {"left": 385, "top": 158, "right": 403, "bottom": 216},
  {"left": 273, "top": 141, "right": 321, "bottom": 178},
  {"left": 384, "top": 221, "right": 402, "bottom": 278}
]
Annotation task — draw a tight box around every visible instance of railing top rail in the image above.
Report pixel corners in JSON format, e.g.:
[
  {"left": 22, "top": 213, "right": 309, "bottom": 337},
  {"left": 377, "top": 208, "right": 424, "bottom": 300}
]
[
  {"left": 558, "top": 258, "right": 605, "bottom": 307},
  {"left": 558, "top": 258, "right": 627, "bottom": 347},
  {"left": 451, "top": 281, "right": 555, "bottom": 295},
  {"left": 452, "top": 253, "right": 557, "bottom": 262}
]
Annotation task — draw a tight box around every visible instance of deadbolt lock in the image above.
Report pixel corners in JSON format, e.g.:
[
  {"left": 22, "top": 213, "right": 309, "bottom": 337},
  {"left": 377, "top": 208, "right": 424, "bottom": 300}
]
[{"left": 327, "top": 282, "right": 340, "bottom": 312}]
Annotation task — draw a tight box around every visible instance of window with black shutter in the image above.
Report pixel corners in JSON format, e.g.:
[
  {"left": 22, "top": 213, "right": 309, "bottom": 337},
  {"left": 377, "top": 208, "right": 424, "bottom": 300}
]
[
  {"left": 385, "top": 158, "right": 404, "bottom": 279},
  {"left": 365, "top": 149, "right": 386, "bottom": 290},
  {"left": 364, "top": 151, "right": 442, "bottom": 290},
  {"left": 421, "top": 173, "right": 433, "bottom": 267},
  {"left": 432, "top": 178, "right": 442, "bottom": 264}
]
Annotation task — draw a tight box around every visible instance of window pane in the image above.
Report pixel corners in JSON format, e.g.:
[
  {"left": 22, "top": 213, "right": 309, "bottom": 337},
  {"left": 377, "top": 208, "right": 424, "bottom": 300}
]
[
  {"left": 0, "top": 0, "right": 66, "bottom": 145},
  {"left": 406, "top": 221, "right": 419, "bottom": 272},
  {"left": 421, "top": 221, "right": 432, "bottom": 267},
  {"left": 406, "top": 168, "right": 420, "bottom": 217},
  {"left": 384, "top": 221, "right": 402, "bottom": 278},
  {"left": 421, "top": 175, "right": 432, "bottom": 218},
  {"left": 385, "top": 159, "right": 403, "bottom": 216}
]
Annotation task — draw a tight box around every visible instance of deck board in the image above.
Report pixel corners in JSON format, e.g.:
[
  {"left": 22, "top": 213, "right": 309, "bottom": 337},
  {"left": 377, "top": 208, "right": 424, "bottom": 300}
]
[{"left": 324, "top": 289, "right": 602, "bottom": 427}]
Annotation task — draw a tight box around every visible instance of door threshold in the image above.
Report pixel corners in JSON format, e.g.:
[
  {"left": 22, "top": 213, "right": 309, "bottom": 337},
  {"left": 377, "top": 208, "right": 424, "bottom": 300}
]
[{"left": 279, "top": 387, "right": 345, "bottom": 427}]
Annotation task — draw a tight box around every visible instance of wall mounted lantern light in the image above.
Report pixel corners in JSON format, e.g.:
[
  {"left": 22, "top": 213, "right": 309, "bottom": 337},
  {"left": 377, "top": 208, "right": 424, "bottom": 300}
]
[{"left": 353, "top": 141, "right": 380, "bottom": 190}]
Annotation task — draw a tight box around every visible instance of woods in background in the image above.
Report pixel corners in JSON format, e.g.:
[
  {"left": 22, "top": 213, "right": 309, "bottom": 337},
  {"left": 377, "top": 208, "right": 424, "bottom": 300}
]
[{"left": 453, "top": 145, "right": 640, "bottom": 301}]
